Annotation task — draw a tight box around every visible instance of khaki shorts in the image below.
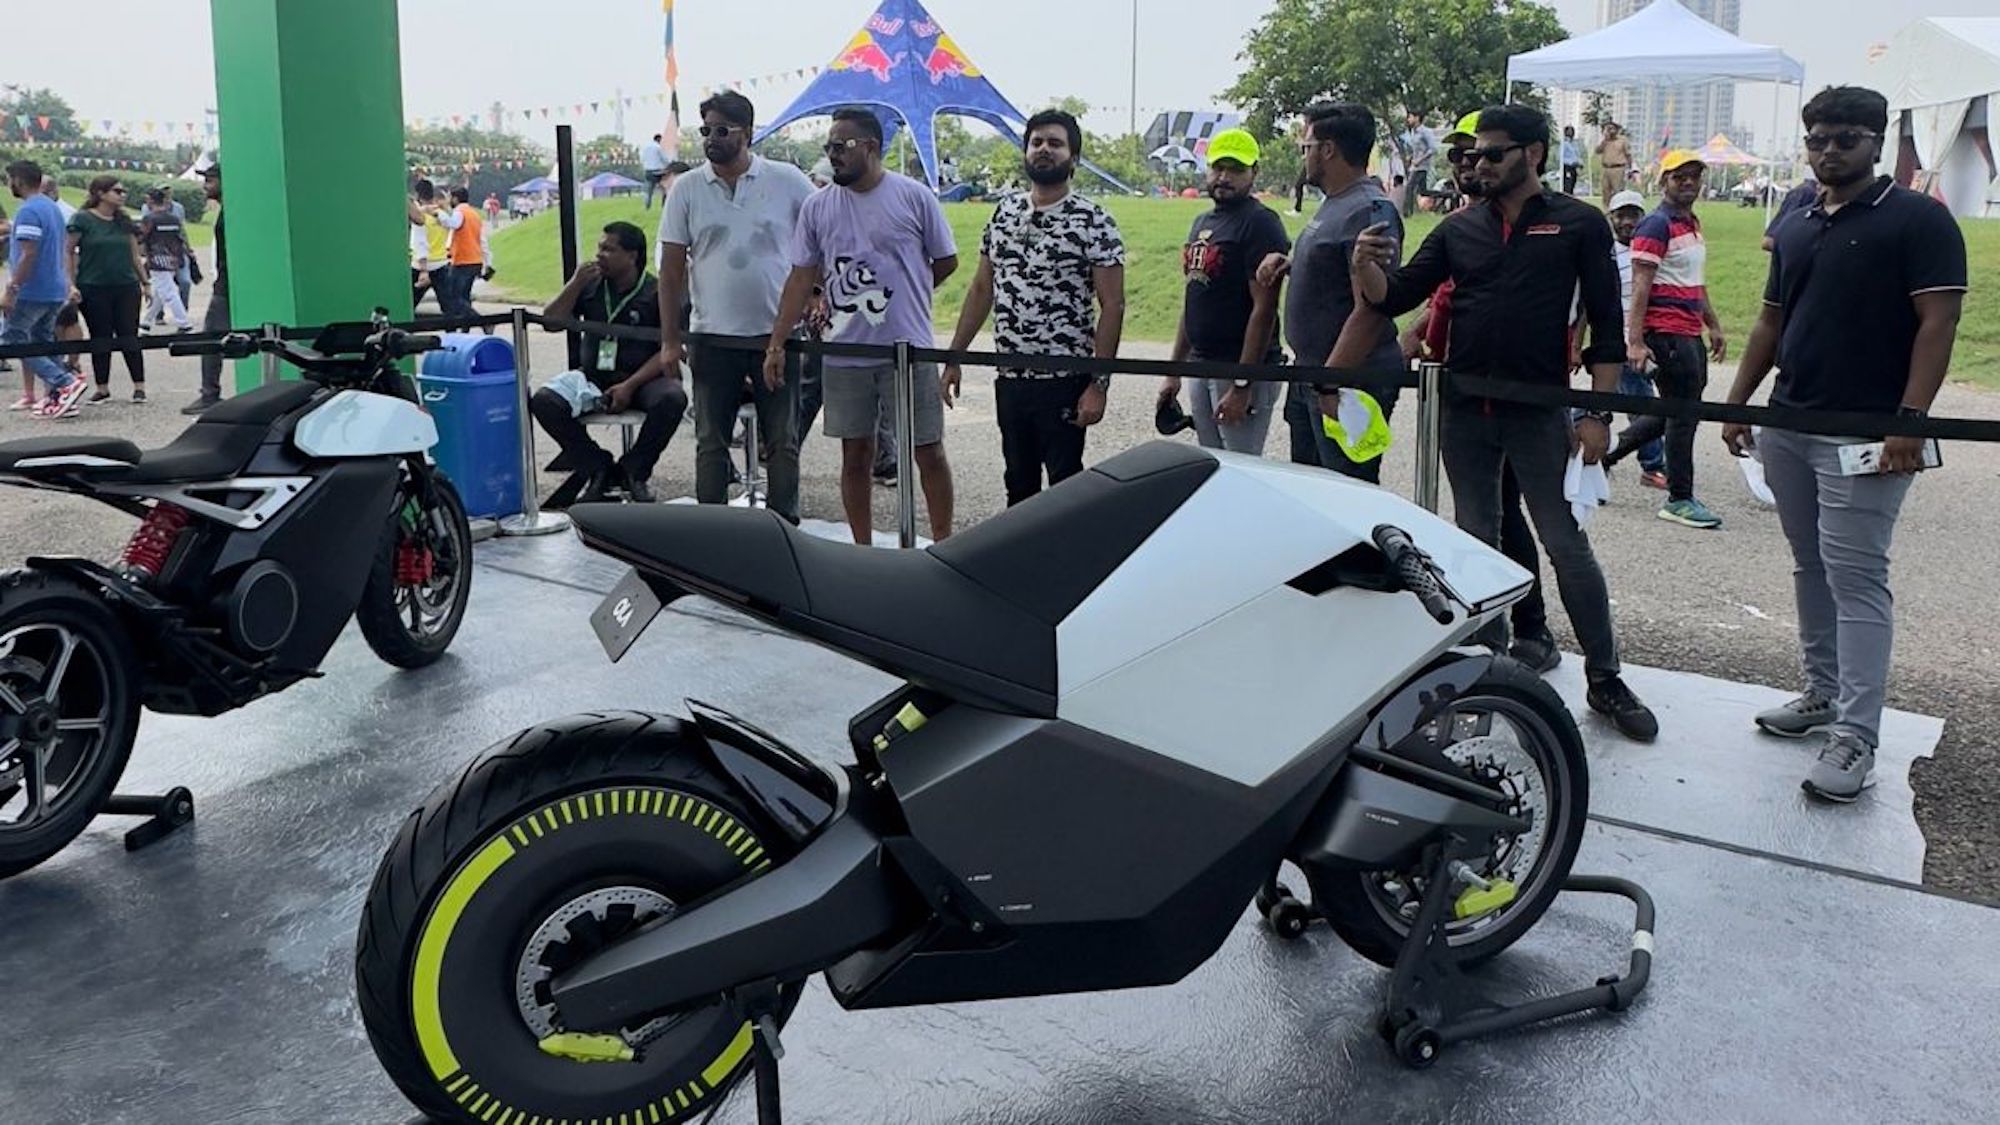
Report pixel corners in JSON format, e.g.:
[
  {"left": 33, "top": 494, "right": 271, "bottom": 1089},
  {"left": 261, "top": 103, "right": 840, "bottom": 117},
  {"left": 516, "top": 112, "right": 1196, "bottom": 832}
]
[{"left": 822, "top": 361, "right": 944, "bottom": 446}]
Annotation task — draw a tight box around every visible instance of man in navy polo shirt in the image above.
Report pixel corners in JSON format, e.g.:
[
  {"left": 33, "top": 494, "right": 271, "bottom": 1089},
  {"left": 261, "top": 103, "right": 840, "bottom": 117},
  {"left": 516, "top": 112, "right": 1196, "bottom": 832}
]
[{"left": 1722, "top": 85, "right": 1967, "bottom": 803}]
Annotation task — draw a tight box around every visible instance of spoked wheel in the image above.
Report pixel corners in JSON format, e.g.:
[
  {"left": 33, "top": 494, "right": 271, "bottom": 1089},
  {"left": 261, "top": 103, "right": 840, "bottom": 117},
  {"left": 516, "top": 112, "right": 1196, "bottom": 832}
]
[
  {"left": 0, "top": 573, "right": 140, "bottom": 879},
  {"left": 355, "top": 712, "right": 800, "bottom": 1125},
  {"left": 357, "top": 470, "right": 473, "bottom": 669},
  {"left": 1316, "top": 659, "right": 1589, "bottom": 968}
]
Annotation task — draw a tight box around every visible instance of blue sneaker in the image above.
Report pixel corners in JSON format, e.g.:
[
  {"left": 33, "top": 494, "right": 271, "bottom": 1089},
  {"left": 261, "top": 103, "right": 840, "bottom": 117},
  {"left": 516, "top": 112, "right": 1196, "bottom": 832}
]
[{"left": 1658, "top": 498, "right": 1721, "bottom": 529}]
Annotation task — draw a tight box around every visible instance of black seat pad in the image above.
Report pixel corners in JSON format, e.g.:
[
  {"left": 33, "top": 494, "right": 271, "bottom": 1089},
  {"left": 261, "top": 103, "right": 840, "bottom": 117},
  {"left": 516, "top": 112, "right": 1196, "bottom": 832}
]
[
  {"left": 571, "top": 504, "right": 1056, "bottom": 713},
  {"left": 196, "top": 380, "right": 320, "bottom": 427},
  {"left": 0, "top": 434, "right": 142, "bottom": 473},
  {"left": 569, "top": 443, "right": 1219, "bottom": 714},
  {"left": 126, "top": 382, "right": 321, "bottom": 484}
]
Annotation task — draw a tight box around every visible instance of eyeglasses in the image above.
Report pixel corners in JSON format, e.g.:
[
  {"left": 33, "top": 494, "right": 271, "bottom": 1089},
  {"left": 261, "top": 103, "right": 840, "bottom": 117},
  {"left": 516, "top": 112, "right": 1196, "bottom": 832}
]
[
  {"left": 698, "top": 125, "right": 741, "bottom": 138},
  {"left": 1446, "top": 147, "right": 1478, "bottom": 166},
  {"left": 1468, "top": 144, "right": 1526, "bottom": 165},
  {"left": 822, "top": 138, "right": 869, "bottom": 155},
  {"left": 1803, "top": 130, "right": 1880, "bottom": 152}
]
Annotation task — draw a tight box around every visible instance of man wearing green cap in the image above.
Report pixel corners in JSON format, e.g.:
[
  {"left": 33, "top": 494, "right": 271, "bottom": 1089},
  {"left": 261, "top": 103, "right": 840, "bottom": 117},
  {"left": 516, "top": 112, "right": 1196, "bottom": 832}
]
[{"left": 1158, "top": 128, "right": 1292, "bottom": 453}]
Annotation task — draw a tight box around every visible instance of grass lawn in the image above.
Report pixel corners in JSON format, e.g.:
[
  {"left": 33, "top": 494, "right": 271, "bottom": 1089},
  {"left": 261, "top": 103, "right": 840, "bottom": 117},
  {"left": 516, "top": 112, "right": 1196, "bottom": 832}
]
[{"left": 490, "top": 192, "right": 2000, "bottom": 391}]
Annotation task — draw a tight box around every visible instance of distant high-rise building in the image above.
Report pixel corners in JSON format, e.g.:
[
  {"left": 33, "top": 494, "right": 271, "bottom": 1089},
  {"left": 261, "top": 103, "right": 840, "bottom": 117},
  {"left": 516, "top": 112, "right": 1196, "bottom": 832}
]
[{"left": 1597, "top": 0, "right": 1743, "bottom": 154}]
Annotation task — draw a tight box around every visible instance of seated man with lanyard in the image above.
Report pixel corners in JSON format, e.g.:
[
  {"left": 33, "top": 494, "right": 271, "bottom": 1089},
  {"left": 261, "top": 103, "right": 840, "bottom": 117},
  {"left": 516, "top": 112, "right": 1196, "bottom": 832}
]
[{"left": 531, "top": 221, "right": 688, "bottom": 506}]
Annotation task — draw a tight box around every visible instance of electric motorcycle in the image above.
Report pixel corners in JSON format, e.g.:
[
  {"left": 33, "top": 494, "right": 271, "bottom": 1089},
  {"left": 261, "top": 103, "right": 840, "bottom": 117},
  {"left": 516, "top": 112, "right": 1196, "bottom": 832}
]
[
  {"left": 0, "top": 316, "right": 473, "bottom": 878},
  {"left": 355, "top": 442, "right": 1649, "bottom": 1124}
]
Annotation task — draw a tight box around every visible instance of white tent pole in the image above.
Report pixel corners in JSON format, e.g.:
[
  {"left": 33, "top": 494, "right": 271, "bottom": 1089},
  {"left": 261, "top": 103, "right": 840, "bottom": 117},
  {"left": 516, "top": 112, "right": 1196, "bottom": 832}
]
[{"left": 1765, "top": 80, "right": 1784, "bottom": 225}]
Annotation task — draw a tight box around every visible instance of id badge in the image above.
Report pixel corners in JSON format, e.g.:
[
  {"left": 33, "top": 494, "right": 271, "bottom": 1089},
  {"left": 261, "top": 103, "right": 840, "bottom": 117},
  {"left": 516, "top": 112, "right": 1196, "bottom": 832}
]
[{"left": 597, "top": 339, "right": 619, "bottom": 373}]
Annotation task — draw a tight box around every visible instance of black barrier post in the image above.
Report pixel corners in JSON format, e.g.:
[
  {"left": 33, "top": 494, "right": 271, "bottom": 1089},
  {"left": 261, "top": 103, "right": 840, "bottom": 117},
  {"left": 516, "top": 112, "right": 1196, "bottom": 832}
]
[
  {"left": 893, "top": 341, "right": 919, "bottom": 549},
  {"left": 1414, "top": 361, "right": 1444, "bottom": 513},
  {"left": 501, "top": 307, "right": 570, "bottom": 537},
  {"left": 555, "top": 125, "right": 582, "bottom": 372}
]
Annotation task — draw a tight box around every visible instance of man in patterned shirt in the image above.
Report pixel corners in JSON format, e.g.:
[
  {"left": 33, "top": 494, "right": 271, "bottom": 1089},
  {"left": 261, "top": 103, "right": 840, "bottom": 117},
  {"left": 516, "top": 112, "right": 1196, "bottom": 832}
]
[{"left": 944, "top": 110, "right": 1127, "bottom": 506}]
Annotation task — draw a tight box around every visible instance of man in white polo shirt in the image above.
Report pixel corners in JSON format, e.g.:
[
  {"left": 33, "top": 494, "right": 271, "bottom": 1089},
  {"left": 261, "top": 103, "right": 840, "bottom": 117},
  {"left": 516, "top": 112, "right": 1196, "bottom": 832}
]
[{"left": 658, "top": 91, "right": 815, "bottom": 522}]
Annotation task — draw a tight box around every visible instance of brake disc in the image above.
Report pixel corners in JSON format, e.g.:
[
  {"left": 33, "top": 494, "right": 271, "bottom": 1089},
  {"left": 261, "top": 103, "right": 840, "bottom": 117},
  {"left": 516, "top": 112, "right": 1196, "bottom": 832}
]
[{"left": 514, "top": 886, "right": 683, "bottom": 1051}]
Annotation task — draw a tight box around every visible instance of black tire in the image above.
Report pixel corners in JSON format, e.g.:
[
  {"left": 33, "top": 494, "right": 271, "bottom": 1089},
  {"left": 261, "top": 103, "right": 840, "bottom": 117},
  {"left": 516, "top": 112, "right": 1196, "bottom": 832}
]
[
  {"left": 0, "top": 570, "right": 141, "bottom": 879},
  {"left": 357, "top": 470, "right": 473, "bottom": 669},
  {"left": 355, "top": 711, "right": 798, "bottom": 1125},
  {"left": 1314, "top": 659, "right": 1589, "bottom": 968}
]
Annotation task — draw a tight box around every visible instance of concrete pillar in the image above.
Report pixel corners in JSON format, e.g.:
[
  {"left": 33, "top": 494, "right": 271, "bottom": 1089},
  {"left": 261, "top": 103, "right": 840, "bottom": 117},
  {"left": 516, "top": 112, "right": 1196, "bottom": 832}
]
[{"left": 210, "top": 0, "right": 411, "bottom": 391}]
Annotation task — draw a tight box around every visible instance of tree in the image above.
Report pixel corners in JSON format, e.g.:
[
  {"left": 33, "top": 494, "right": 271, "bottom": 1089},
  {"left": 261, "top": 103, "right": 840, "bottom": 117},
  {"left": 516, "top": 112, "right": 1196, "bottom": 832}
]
[
  {"left": 1581, "top": 91, "right": 1614, "bottom": 131},
  {"left": 0, "top": 86, "right": 83, "bottom": 143},
  {"left": 1227, "top": 0, "right": 1565, "bottom": 162}
]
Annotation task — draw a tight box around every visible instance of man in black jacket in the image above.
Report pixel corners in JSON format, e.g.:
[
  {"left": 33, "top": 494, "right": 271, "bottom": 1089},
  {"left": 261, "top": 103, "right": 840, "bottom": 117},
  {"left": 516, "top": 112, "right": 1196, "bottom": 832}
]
[{"left": 1349, "top": 104, "right": 1657, "bottom": 741}]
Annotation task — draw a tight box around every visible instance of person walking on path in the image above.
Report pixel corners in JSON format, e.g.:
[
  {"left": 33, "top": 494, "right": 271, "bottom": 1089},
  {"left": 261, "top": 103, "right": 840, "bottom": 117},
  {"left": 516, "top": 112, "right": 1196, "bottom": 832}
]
[
  {"left": 1349, "top": 104, "right": 1660, "bottom": 742},
  {"left": 65, "top": 175, "right": 147, "bottom": 403},
  {"left": 1721, "top": 85, "right": 1966, "bottom": 803},
  {"left": 1603, "top": 189, "right": 1666, "bottom": 489},
  {"left": 1560, "top": 126, "right": 1583, "bottom": 195},
  {"left": 944, "top": 109, "right": 1127, "bottom": 506},
  {"left": 658, "top": 90, "right": 814, "bottom": 523},
  {"left": 640, "top": 134, "right": 670, "bottom": 210},
  {"left": 185, "top": 163, "right": 229, "bottom": 415},
  {"left": 1602, "top": 152, "right": 1727, "bottom": 528},
  {"left": 2, "top": 161, "right": 91, "bottom": 420},
  {"left": 767, "top": 107, "right": 959, "bottom": 544},
  {"left": 1400, "top": 112, "right": 1439, "bottom": 216},
  {"left": 137, "top": 188, "right": 195, "bottom": 334},
  {"left": 1157, "top": 128, "right": 1290, "bottom": 455},
  {"left": 1596, "top": 123, "right": 1632, "bottom": 207}
]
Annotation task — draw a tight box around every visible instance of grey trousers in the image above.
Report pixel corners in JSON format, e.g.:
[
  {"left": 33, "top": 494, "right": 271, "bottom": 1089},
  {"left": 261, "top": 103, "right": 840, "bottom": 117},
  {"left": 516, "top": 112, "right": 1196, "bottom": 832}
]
[
  {"left": 1186, "top": 374, "right": 1280, "bottom": 455},
  {"left": 1443, "top": 403, "right": 1622, "bottom": 681},
  {"left": 200, "top": 292, "right": 230, "bottom": 401},
  {"left": 1758, "top": 427, "right": 1914, "bottom": 747}
]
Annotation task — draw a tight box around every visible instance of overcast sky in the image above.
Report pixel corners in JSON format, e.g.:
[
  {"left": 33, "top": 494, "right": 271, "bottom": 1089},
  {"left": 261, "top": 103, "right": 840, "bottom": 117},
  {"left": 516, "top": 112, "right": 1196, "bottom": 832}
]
[{"left": 4, "top": 0, "right": 1991, "bottom": 145}]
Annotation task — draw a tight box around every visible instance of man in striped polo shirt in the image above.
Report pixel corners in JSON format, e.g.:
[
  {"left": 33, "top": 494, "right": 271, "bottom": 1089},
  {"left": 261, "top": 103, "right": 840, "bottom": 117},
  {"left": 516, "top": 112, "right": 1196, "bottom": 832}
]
[{"left": 1605, "top": 150, "right": 1727, "bottom": 529}]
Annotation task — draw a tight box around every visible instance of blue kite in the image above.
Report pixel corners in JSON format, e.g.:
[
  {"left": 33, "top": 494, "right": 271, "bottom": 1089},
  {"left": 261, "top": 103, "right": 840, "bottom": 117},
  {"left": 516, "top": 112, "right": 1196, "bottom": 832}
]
[{"left": 756, "top": 0, "right": 1134, "bottom": 194}]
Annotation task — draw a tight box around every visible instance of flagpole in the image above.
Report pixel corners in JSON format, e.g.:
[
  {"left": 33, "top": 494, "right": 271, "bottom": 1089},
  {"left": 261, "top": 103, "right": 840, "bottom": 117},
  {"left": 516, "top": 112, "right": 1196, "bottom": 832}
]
[{"left": 1130, "top": 0, "right": 1141, "bottom": 176}]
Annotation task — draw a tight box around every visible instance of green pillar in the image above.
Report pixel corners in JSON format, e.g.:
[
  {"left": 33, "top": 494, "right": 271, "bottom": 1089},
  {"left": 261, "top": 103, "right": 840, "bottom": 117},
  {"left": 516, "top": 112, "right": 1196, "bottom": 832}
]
[{"left": 210, "top": 0, "right": 411, "bottom": 392}]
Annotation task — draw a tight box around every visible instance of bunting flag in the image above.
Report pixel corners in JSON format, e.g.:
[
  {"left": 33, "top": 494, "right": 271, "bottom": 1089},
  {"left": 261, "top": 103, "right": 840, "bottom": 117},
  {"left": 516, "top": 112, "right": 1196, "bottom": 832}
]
[{"left": 663, "top": 0, "right": 681, "bottom": 153}]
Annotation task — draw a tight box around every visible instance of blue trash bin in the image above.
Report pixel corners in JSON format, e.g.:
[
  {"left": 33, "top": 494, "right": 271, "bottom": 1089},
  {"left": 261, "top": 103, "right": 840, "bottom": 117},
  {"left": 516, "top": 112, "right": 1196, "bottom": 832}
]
[{"left": 417, "top": 334, "right": 522, "bottom": 519}]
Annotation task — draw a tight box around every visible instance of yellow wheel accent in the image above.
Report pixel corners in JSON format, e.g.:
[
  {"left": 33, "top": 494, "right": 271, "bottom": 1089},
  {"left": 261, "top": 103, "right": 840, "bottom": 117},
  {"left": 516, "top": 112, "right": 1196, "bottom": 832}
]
[{"left": 414, "top": 835, "right": 518, "bottom": 1079}]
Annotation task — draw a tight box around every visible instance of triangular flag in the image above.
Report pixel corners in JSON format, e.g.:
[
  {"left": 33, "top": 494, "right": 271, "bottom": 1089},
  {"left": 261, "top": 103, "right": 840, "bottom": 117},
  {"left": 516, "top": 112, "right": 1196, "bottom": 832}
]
[{"left": 36, "top": 115, "right": 51, "bottom": 130}]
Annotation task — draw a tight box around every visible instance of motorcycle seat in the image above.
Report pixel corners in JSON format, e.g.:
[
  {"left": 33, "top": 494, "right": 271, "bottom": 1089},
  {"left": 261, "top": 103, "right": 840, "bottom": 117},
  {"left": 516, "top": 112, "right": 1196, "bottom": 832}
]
[
  {"left": 570, "top": 443, "right": 1220, "bottom": 715},
  {"left": 0, "top": 382, "right": 322, "bottom": 486}
]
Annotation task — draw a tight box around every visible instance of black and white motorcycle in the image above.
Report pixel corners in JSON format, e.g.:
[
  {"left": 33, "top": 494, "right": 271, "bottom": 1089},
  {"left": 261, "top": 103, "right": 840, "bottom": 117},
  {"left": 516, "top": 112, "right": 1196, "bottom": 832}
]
[
  {"left": 355, "top": 442, "right": 1651, "bottom": 1124},
  {"left": 0, "top": 316, "right": 473, "bottom": 878}
]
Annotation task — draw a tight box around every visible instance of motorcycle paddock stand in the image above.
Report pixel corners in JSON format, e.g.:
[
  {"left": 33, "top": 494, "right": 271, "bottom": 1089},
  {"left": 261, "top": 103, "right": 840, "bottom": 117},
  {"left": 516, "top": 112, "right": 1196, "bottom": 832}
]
[
  {"left": 726, "top": 979, "right": 789, "bottom": 1125},
  {"left": 96, "top": 787, "right": 195, "bottom": 852},
  {"left": 1379, "top": 835, "right": 1655, "bottom": 1068}
]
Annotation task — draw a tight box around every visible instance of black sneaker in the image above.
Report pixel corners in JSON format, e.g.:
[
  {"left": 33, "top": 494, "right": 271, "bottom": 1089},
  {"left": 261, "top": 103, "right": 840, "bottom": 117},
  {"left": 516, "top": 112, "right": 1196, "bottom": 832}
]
[
  {"left": 131, "top": 388, "right": 148, "bottom": 404},
  {"left": 1587, "top": 675, "right": 1659, "bottom": 743},
  {"left": 181, "top": 396, "right": 221, "bottom": 416},
  {"left": 873, "top": 462, "right": 899, "bottom": 488},
  {"left": 1508, "top": 630, "right": 1562, "bottom": 674},
  {"left": 87, "top": 389, "right": 113, "bottom": 405}
]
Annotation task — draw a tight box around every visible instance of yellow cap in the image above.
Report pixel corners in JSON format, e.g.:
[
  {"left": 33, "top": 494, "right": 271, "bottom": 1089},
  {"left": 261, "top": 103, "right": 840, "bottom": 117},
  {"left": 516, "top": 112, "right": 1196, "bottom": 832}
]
[
  {"left": 1443, "top": 111, "right": 1482, "bottom": 144},
  {"left": 1659, "top": 149, "right": 1707, "bottom": 175},
  {"left": 1205, "top": 128, "right": 1261, "bottom": 167}
]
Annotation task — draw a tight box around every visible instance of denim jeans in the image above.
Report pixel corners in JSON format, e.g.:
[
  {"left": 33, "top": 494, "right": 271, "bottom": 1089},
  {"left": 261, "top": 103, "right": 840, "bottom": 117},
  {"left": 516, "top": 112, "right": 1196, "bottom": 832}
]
[
  {"left": 0, "top": 300, "right": 76, "bottom": 391},
  {"left": 1610, "top": 336, "right": 1706, "bottom": 500},
  {"left": 1615, "top": 366, "right": 1665, "bottom": 472}
]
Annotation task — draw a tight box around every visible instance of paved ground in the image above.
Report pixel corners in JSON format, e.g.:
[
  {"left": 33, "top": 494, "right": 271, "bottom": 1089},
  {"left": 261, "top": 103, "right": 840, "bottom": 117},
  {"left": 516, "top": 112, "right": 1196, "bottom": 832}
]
[
  {"left": 3, "top": 291, "right": 1997, "bottom": 899},
  {"left": 2, "top": 540, "right": 1992, "bottom": 1125}
]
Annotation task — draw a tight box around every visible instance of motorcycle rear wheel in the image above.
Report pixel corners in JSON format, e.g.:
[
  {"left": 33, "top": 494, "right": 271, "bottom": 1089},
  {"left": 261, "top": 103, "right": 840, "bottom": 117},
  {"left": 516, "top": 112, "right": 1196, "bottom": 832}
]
[
  {"left": 354, "top": 711, "right": 798, "bottom": 1125},
  {"left": 356, "top": 470, "right": 472, "bottom": 669},
  {"left": 1314, "top": 658, "right": 1589, "bottom": 968},
  {"left": 0, "top": 571, "right": 141, "bottom": 879}
]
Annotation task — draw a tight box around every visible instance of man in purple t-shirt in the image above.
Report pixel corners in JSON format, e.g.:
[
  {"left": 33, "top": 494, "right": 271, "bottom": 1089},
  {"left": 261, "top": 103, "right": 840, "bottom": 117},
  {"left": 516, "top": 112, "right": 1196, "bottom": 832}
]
[{"left": 768, "top": 107, "right": 960, "bottom": 544}]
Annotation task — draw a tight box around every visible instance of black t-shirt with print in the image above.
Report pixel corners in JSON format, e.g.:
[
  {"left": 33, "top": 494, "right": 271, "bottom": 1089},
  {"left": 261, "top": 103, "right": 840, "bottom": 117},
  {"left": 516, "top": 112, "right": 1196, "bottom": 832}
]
[{"left": 1181, "top": 200, "right": 1291, "bottom": 362}]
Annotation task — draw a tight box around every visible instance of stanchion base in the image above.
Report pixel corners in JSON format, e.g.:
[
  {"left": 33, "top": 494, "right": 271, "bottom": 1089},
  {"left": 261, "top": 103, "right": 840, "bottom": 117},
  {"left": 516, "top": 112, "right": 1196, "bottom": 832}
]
[
  {"left": 500, "top": 511, "right": 572, "bottom": 537},
  {"left": 468, "top": 518, "right": 500, "bottom": 543}
]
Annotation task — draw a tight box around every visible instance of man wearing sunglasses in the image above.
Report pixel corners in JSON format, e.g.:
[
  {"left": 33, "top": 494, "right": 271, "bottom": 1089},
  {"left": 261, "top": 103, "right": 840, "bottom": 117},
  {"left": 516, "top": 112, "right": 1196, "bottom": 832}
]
[
  {"left": 659, "top": 91, "right": 814, "bottom": 523},
  {"left": 1349, "top": 104, "right": 1658, "bottom": 742},
  {"left": 1721, "top": 85, "right": 1967, "bottom": 803},
  {"left": 768, "top": 106, "right": 960, "bottom": 544}
]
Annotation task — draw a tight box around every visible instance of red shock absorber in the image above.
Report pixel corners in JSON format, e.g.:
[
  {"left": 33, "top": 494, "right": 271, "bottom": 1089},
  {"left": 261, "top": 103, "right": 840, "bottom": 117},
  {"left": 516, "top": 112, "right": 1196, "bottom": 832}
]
[{"left": 120, "top": 502, "right": 193, "bottom": 579}]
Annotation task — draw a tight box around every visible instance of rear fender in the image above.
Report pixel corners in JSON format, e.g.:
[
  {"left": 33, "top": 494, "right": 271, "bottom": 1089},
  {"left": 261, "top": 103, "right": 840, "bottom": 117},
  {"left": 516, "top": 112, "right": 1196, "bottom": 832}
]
[
  {"left": 684, "top": 698, "right": 839, "bottom": 844},
  {"left": 23, "top": 556, "right": 178, "bottom": 621}
]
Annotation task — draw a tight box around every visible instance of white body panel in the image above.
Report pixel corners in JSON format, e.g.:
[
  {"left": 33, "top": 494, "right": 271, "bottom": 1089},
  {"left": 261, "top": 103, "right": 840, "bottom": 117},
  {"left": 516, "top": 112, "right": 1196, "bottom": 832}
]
[
  {"left": 292, "top": 391, "right": 437, "bottom": 458},
  {"left": 1053, "top": 451, "right": 1532, "bottom": 786}
]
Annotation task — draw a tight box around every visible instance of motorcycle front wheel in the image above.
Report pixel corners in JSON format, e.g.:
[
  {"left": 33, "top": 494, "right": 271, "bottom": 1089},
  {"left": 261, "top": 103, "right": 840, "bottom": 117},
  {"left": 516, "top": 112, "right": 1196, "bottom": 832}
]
[
  {"left": 0, "top": 571, "right": 141, "bottom": 879},
  {"left": 355, "top": 711, "right": 798, "bottom": 1125},
  {"left": 1313, "top": 658, "right": 1589, "bottom": 968},
  {"left": 356, "top": 469, "right": 472, "bottom": 669}
]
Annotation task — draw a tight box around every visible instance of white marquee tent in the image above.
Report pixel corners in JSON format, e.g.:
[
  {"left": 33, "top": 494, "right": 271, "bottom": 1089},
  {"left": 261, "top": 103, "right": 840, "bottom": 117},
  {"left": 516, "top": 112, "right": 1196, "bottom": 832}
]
[
  {"left": 1505, "top": 0, "right": 1805, "bottom": 215},
  {"left": 1872, "top": 17, "right": 2000, "bottom": 218}
]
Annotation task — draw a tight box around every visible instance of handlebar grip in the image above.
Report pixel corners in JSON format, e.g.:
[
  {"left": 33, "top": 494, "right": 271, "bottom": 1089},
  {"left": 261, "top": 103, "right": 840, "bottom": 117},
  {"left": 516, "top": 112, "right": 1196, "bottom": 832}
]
[
  {"left": 168, "top": 333, "right": 258, "bottom": 360},
  {"left": 394, "top": 335, "right": 445, "bottom": 358},
  {"left": 1373, "top": 525, "right": 1455, "bottom": 625},
  {"left": 168, "top": 341, "right": 219, "bottom": 357}
]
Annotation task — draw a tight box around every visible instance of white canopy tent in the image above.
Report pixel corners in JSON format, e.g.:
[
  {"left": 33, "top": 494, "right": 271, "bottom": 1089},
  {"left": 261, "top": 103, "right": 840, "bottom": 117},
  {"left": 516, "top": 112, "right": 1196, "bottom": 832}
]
[
  {"left": 1872, "top": 18, "right": 2000, "bottom": 218},
  {"left": 1505, "top": 0, "right": 1805, "bottom": 217}
]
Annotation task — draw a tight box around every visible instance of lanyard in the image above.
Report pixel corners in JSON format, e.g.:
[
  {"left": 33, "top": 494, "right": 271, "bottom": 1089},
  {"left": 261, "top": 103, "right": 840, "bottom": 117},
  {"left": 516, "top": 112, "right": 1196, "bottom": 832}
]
[{"left": 600, "top": 272, "right": 650, "bottom": 323}]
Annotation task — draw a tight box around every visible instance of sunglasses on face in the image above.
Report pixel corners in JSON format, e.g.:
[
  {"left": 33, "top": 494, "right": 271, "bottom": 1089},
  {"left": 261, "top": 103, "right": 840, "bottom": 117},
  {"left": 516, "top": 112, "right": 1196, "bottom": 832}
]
[
  {"left": 698, "top": 125, "right": 742, "bottom": 138},
  {"left": 1468, "top": 143, "right": 1526, "bottom": 165},
  {"left": 1804, "top": 130, "right": 1880, "bottom": 152},
  {"left": 1446, "top": 147, "right": 1477, "bottom": 166},
  {"left": 823, "top": 137, "right": 869, "bottom": 155}
]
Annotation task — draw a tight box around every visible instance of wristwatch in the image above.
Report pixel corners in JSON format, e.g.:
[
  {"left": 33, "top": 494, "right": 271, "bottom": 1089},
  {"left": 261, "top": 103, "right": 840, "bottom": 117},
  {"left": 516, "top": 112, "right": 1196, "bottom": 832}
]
[
  {"left": 1576, "top": 409, "right": 1615, "bottom": 426},
  {"left": 1896, "top": 405, "right": 1928, "bottom": 419},
  {"left": 1232, "top": 379, "right": 1252, "bottom": 390}
]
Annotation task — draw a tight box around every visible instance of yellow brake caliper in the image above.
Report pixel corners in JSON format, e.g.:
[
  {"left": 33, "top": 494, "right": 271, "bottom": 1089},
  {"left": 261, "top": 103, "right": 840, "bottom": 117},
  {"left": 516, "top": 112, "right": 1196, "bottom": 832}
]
[{"left": 537, "top": 1032, "right": 636, "bottom": 1064}]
